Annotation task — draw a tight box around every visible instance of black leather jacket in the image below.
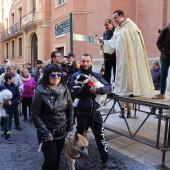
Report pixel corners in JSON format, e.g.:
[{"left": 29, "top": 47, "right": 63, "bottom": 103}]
[
  {"left": 156, "top": 24, "right": 170, "bottom": 60},
  {"left": 31, "top": 84, "right": 73, "bottom": 141},
  {"left": 103, "top": 27, "right": 116, "bottom": 60}
]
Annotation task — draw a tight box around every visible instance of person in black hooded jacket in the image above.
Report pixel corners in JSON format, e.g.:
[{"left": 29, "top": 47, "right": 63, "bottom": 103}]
[{"left": 31, "top": 63, "right": 73, "bottom": 170}]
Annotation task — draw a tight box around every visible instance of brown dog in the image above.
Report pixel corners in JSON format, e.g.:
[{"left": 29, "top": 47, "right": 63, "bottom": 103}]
[{"left": 63, "top": 131, "right": 89, "bottom": 170}]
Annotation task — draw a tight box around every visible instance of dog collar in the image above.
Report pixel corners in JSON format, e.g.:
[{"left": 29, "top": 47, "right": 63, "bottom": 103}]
[{"left": 66, "top": 145, "right": 78, "bottom": 160}]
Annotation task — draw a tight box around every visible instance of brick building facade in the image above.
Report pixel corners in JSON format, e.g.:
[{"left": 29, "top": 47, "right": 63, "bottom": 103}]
[{"left": 0, "top": 0, "right": 169, "bottom": 66}]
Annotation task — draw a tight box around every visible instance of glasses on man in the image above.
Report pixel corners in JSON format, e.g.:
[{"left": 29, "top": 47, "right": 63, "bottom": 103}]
[
  {"left": 50, "top": 73, "right": 62, "bottom": 79},
  {"left": 55, "top": 55, "right": 62, "bottom": 58}
]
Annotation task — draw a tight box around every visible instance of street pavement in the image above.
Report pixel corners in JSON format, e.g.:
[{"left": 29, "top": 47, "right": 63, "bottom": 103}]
[{"left": 0, "top": 116, "right": 154, "bottom": 170}]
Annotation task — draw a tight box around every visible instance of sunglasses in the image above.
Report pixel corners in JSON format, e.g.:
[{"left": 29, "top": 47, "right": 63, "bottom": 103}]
[{"left": 50, "top": 73, "right": 62, "bottom": 79}]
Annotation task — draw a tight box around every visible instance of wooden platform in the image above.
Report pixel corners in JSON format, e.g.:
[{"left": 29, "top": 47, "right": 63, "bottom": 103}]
[
  {"left": 104, "top": 90, "right": 170, "bottom": 168},
  {"left": 107, "top": 90, "right": 170, "bottom": 110}
]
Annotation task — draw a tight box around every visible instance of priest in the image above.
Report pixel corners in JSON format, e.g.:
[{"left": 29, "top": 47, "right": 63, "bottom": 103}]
[{"left": 98, "top": 10, "right": 154, "bottom": 96}]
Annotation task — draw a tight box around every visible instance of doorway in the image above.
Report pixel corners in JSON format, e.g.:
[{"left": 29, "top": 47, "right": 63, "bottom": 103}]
[{"left": 31, "top": 33, "right": 38, "bottom": 66}]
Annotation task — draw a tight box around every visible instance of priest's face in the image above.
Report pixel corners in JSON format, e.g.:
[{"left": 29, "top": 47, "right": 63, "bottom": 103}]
[
  {"left": 80, "top": 55, "right": 92, "bottom": 70},
  {"left": 113, "top": 12, "right": 124, "bottom": 25}
]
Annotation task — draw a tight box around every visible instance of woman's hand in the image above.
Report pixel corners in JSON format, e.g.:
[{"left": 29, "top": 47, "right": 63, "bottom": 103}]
[{"left": 44, "top": 137, "right": 53, "bottom": 142}]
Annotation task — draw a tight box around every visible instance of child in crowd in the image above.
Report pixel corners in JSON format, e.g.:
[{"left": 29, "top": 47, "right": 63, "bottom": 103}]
[{"left": 0, "top": 72, "right": 20, "bottom": 144}]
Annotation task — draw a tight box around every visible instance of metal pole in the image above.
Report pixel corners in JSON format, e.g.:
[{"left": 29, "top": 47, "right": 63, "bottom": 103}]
[{"left": 70, "top": 13, "right": 73, "bottom": 53}]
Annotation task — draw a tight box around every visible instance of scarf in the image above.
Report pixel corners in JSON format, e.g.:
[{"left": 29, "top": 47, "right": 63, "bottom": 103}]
[
  {"left": 36, "top": 83, "right": 66, "bottom": 95},
  {"left": 20, "top": 75, "right": 31, "bottom": 81},
  {"left": 80, "top": 65, "right": 92, "bottom": 75}
]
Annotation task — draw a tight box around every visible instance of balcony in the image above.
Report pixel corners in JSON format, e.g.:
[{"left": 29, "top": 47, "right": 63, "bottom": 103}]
[
  {"left": 1, "top": 22, "right": 22, "bottom": 40},
  {"left": 21, "top": 10, "right": 36, "bottom": 30}
]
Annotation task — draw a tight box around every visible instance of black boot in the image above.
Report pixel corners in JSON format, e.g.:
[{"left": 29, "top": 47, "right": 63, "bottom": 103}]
[
  {"left": 127, "top": 108, "right": 131, "bottom": 118},
  {"left": 119, "top": 108, "right": 125, "bottom": 119}
]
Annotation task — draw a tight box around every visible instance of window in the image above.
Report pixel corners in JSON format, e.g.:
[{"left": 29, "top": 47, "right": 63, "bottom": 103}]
[
  {"left": 11, "top": 13, "right": 14, "bottom": 25},
  {"left": 18, "top": 7, "right": 22, "bottom": 22},
  {"left": 5, "top": 18, "right": 8, "bottom": 29},
  {"left": 19, "top": 38, "right": 22, "bottom": 57},
  {"left": 56, "top": 0, "right": 66, "bottom": 6},
  {"left": 12, "top": 41, "right": 14, "bottom": 58},
  {"left": 6, "top": 43, "right": 8, "bottom": 58},
  {"left": 33, "top": 0, "right": 36, "bottom": 10}
]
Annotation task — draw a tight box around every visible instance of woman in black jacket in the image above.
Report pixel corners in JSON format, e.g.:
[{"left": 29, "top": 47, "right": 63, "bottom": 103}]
[{"left": 31, "top": 63, "right": 73, "bottom": 170}]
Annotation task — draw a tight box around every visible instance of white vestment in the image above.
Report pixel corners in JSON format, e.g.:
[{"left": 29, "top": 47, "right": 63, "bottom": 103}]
[{"left": 104, "top": 18, "right": 154, "bottom": 96}]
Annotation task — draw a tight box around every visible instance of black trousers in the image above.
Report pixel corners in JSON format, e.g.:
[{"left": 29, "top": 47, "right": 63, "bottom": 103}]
[
  {"left": 37, "top": 134, "right": 65, "bottom": 170},
  {"left": 77, "top": 113, "right": 109, "bottom": 164},
  {"left": 104, "top": 58, "right": 116, "bottom": 84},
  {"left": 22, "top": 97, "right": 32, "bottom": 118}
]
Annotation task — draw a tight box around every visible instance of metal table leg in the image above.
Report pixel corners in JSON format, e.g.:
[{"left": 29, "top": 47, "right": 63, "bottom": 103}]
[
  {"left": 156, "top": 109, "right": 162, "bottom": 148},
  {"left": 162, "top": 117, "right": 169, "bottom": 168}
]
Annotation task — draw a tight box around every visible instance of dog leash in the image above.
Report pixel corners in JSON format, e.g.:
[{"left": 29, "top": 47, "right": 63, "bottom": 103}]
[
  {"left": 38, "top": 141, "right": 43, "bottom": 153},
  {"left": 38, "top": 134, "right": 72, "bottom": 153}
]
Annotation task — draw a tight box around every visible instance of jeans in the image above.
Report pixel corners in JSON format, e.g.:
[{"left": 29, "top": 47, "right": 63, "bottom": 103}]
[
  {"left": 22, "top": 97, "right": 32, "bottom": 118},
  {"left": 77, "top": 113, "right": 109, "bottom": 164},
  {"left": 37, "top": 133, "right": 65, "bottom": 170},
  {"left": 160, "top": 56, "right": 170, "bottom": 94},
  {"left": 3, "top": 111, "right": 14, "bottom": 139},
  {"left": 104, "top": 58, "right": 116, "bottom": 84}
]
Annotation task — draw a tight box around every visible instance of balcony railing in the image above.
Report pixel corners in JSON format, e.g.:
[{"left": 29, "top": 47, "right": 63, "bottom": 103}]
[
  {"left": 21, "top": 10, "right": 35, "bottom": 27},
  {"left": 1, "top": 22, "right": 21, "bottom": 40}
]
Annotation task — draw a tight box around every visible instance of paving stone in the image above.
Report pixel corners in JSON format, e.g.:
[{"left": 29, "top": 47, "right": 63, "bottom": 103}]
[{"left": 0, "top": 118, "right": 154, "bottom": 170}]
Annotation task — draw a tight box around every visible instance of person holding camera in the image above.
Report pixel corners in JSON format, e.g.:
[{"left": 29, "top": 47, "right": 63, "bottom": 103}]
[
  {"left": 31, "top": 63, "right": 73, "bottom": 170},
  {"left": 103, "top": 18, "right": 116, "bottom": 85}
]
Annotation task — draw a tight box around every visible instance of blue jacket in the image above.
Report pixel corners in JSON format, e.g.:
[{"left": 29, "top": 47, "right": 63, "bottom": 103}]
[
  {"left": 0, "top": 83, "right": 20, "bottom": 112},
  {"left": 71, "top": 71, "right": 111, "bottom": 115},
  {"left": 150, "top": 67, "right": 161, "bottom": 90}
]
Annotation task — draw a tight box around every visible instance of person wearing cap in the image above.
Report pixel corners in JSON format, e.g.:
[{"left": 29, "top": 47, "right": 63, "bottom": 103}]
[
  {"left": 26, "top": 63, "right": 35, "bottom": 77},
  {"left": 34, "top": 60, "right": 43, "bottom": 83},
  {"left": 64, "top": 53, "right": 79, "bottom": 88},
  {"left": 0, "top": 62, "right": 23, "bottom": 130}
]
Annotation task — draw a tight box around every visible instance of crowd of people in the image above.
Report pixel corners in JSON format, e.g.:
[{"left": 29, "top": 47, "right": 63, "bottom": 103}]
[{"left": 0, "top": 9, "right": 169, "bottom": 170}]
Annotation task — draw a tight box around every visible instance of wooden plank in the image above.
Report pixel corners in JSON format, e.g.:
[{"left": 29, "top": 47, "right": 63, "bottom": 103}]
[{"left": 107, "top": 90, "right": 170, "bottom": 109}]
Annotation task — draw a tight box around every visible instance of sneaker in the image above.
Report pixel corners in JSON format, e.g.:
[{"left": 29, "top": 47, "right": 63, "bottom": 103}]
[
  {"left": 102, "top": 161, "right": 118, "bottom": 169},
  {"left": 129, "top": 94, "right": 135, "bottom": 97},
  {"left": 127, "top": 111, "right": 131, "bottom": 118},
  {"left": 119, "top": 114, "right": 125, "bottom": 119},
  {"left": 3, "top": 136, "right": 13, "bottom": 144},
  {"left": 151, "top": 107, "right": 156, "bottom": 114},
  {"left": 16, "top": 125, "right": 22, "bottom": 130},
  {"left": 76, "top": 159, "right": 86, "bottom": 169}
]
